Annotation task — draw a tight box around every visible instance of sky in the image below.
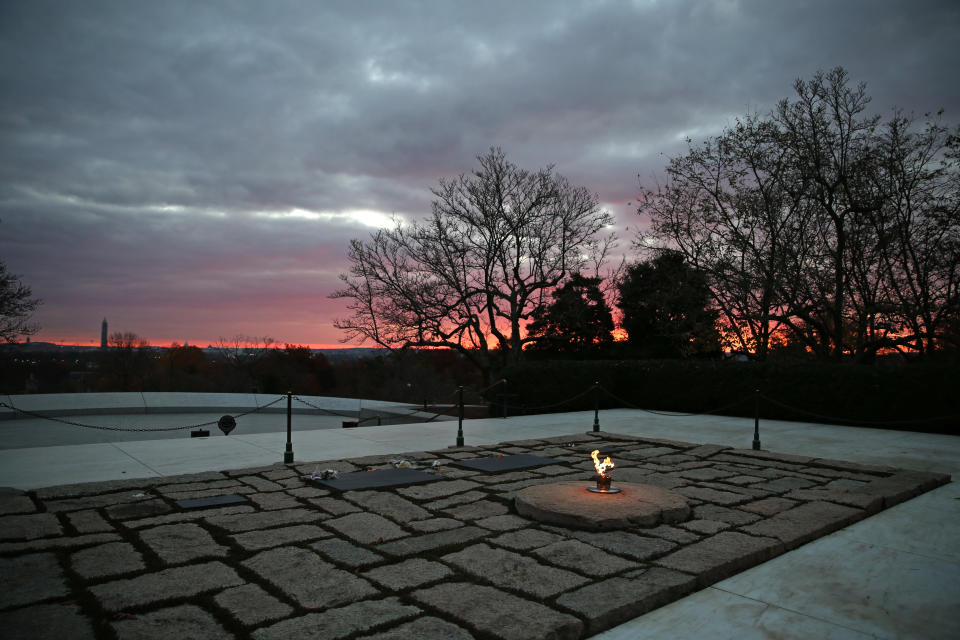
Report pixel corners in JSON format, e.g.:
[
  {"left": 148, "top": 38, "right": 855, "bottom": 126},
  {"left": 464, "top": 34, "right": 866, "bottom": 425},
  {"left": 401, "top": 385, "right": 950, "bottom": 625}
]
[{"left": 2, "top": 0, "right": 958, "bottom": 348}]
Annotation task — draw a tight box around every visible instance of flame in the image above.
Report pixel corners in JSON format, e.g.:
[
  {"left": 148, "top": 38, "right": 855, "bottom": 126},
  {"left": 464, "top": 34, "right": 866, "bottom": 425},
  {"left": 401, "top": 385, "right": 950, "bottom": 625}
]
[{"left": 591, "top": 449, "right": 615, "bottom": 478}]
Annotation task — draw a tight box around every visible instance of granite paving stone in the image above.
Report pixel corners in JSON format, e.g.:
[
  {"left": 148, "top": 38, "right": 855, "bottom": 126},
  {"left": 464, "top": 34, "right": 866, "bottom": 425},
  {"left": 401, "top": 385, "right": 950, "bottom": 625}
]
[
  {"left": 684, "top": 444, "right": 732, "bottom": 458},
  {"left": 284, "top": 486, "right": 328, "bottom": 499},
  {"left": 311, "top": 538, "right": 385, "bottom": 567},
  {"left": 473, "top": 471, "right": 537, "bottom": 484},
  {"left": 823, "top": 477, "right": 868, "bottom": 491},
  {"left": 739, "top": 500, "right": 865, "bottom": 548},
  {"left": 104, "top": 499, "right": 172, "bottom": 520},
  {"left": 678, "top": 467, "right": 736, "bottom": 481},
  {"left": 421, "top": 490, "right": 489, "bottom": 510},
  {"left": 89, "top": 561, "right": 244, "bottom": 611},
  {"left": 783, "top": 487, "right": 883, "bottom": 511},
  {"left": 324, "top": 512, "right": 409, "bottom": 544},
  {"left": 749, "top": 476, "right": 819, "bottom": 493},
  {"left": 261, "top": 468, "right": 298, "bottom": 480},
  {"left": 412, "top": 582, "right": 583, "bottom": 640},
  {"left": 362, "top": 558, "right": 454, "bottom": 590},
  {"left": 679, "top": 519, "right": 730, "bottom": 535},
  {"left": 343, "top": 490, "right": 432, "bottom": 522},
  {"left": 619, "top": 447, "right": 682, "bottom": 460},
  {"left": 723, "top": 474, "right": 769, "bottom": 485},
  {"left": 408, "top": 517, "right": 464, "bottom": 532},
  {"left": 531, "top": 539, "right": 640, "bottom": 576},
  {"left": 675, "top": 485, "right": 753, "bottom": 506},
  {"left": 308, "top": 496, "right": 362, "bottom": 515},
  {"left": 138, "top": 522, "right": 228, "bottom": 563},
  {"left": 66, "top": 509, "right": 113, "bottom": 533},
  {"left": 442, "top": 543, "right": 589, "bottom": 598},
  {"left": 214, "top": 583, "right": 293, "bottom": 626},
  {"left": 692, "top": 503, "right": 762, "bottom": 525},
  {"left": 475, "top": 514, "right": 531, "bottom": 530},
  {"left": 0, "top": 513, "right": 62, "bottom": 540},
  {"left": 70, "top": 541, "right": 145, "bottom": 579},
  {"left": 110, "top": 604, "right": 233, "bottom": 640},
  {"left": 0, "top": 602, "right": 96, "bottom": 640},
  {"left": 643, "top": 524, "right": 701, "bottom": 544},
  {"left": 0, "top": 532, "right": 120, "bottom": 554},
  {"left": 247, "top": 491, "right": 302, "bottom": 510},
  {"left": 856, "top": 469, "right": 950, "bottom": 507},
  {"left": 376, "top": 525, "right": 488, "bottom": 557},
  {"left": 0, "top": 552, "right": 69, "bottom": 609},
  {"left": 441, "top": 499, "right": 510, "bottom": 520},
  {"left": 739, "top": 496, "right": 799, "bottom": 516},
  {"left": 296, "top": 460, "right": 360, "bottom": 475},
  {"left": 239, "top": 475, "right": 285, "bottom": 492},
  {"left": 546, "top": 527, "right": 678, "bottom": 561},
  {"left": 622, "top": 470, "right": 687, "bottom": 489},
  {"left": 556, "top": 567, "right": 697, "bottom": 635},
  {"left": 0, "top": 490, "right": 36, "bottom": 515},
  {"left": 358, "top": 616, "right": 476, "bottom": 639},
  {"left": 243, "top": 547, "right": 379, "bottom": 608},
  {"left": 121, "top": 505, "right": 255, "bottom": 529},
  {"left": 397, "top": 478, "right": 481, "bottom": 500},
  {"left": 230, "top": 523, "right": 331, "bottom": 551},
  {"left": 252, "top": 597, "right": 420, "bottom": 640},
  {"left": 42, "top": 491, "right": 154, "bottom": 513},
  {"left": 488, "top": 528, "right": 567, "bottom": 551},
  {"left": 162, "top": 487, "right": 255, "bottom": 501},
  {"left": 203, "top": 507, "right": 319, "bottom": 532},
  {"left": 655, "top": 530, "right": 783, "bottom": 586},
  {"left": 156, "top": 479, "right": 241, "bottom": 494}
]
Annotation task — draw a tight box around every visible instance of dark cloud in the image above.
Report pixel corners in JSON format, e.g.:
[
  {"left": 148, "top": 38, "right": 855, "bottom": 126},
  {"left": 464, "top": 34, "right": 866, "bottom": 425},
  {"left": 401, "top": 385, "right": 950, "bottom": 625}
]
[{"left": 1, "top": 0, "right": 957, "bottom": 345}]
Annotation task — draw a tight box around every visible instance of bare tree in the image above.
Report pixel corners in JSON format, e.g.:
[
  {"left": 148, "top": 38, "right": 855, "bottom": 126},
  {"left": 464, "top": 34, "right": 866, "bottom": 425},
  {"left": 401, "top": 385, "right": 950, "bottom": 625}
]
[
  {"left": 639, "top": 67, "right": 960, "bottom": 360},
  {"left": 639, "top": 114, "right": 802, "bottom": 358},
  {"left": 213, "top": 335, "right": 276, "bottom": 392},
  {"left": 0, "top": 258, "right": 41, "bottom": 343},
  {"left": 872, "top": 111, "right": 960, "bottom": 354},
  {"left": 333, "top": 148, "right": 615, "bottom": 382}
]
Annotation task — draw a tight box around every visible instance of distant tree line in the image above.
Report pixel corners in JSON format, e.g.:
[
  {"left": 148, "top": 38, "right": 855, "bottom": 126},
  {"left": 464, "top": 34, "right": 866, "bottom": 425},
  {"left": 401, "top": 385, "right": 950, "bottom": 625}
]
[{"left": 0, "top": 334, "right": 480, "bottom": 405}]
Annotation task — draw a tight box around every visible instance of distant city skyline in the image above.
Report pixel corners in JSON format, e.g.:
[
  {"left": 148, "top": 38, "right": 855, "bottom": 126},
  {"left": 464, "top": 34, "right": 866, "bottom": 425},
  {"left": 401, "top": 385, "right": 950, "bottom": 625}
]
[{"left": 2, "top": 2, "right": 958, "bottom": 348}]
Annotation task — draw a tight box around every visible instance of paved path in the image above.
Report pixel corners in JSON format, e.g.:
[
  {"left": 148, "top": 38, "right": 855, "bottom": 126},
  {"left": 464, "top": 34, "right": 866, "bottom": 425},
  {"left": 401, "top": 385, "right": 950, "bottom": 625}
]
[{"left": 1, "top": 404, "right": 958, "bottom": 639}]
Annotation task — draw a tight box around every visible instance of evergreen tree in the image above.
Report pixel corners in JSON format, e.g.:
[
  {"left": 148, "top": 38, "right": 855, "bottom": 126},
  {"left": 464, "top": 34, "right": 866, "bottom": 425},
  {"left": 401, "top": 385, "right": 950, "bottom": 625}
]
[
  {"left": 617, "top": 252, "right": 720, "bottom": 358},
  {"left": 527, "top": 273, "right": 614, "bottom": 354}
]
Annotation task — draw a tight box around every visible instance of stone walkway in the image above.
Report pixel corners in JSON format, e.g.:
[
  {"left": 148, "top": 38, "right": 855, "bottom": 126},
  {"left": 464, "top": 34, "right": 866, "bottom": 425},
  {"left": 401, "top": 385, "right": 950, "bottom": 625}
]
[{"left": 0, "top": 431, "right": 948, "bottom": 640}]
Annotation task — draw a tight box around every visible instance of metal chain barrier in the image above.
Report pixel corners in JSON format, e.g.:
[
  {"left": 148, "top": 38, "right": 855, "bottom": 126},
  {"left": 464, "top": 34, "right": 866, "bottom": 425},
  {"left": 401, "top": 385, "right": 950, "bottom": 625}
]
[
  {"left": 499, "top": 385, "right": 597, "bottom": 413},
  {"left": 0, "top": 396, "right": 285, "bottom": 432},
  {"left": 596, "top": 384, "right": 749, "bottom": 417},
  {"left": 758, "top": 394, "right": 959, "bottom": 427},
  {"left": 293, "top": 391, "right": 459, "bottom": 425}
]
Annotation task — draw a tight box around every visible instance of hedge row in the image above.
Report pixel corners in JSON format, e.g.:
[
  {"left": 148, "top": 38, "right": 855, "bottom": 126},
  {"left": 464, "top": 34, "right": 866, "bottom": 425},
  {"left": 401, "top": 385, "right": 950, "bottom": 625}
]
[{"left": 496, "top": 359, "right": 960, "bottom": 435}]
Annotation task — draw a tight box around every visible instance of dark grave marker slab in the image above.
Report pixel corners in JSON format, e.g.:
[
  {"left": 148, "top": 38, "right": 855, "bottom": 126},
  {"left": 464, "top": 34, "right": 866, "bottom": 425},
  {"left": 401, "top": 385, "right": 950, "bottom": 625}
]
[
  {"left": 309, "top": 468, "right": 441, "bottom": 491},
  {"left": 175, "top": 494, "right": 249, "bottom": 510},
  {"left": 449, "top": 454, "right": 564, "bottom": 473}
]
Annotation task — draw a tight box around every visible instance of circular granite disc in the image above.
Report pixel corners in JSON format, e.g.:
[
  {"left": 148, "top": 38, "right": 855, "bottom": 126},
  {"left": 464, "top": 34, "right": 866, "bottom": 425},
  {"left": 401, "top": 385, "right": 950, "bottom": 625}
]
[{"left": 514, "top": 481, "right": 690, "bottom": 530}]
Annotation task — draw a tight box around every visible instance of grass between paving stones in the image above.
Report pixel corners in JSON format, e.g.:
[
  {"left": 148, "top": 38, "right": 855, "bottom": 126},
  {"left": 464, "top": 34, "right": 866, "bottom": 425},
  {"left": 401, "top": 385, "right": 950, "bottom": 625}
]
[{"left": 0, "top": 432, "right": 950, "bottom": 640}]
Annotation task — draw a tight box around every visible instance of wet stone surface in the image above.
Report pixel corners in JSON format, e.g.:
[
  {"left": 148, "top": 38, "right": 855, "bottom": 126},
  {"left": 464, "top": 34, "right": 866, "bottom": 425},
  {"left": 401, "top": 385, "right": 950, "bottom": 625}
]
[{"left": 0, "top": 432, "right": 948, "bottom": 639}]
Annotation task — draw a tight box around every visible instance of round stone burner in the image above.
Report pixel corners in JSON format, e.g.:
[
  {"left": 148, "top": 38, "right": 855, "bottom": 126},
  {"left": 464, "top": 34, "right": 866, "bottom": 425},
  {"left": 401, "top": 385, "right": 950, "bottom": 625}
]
[{"left": 514, "top": 481, "right": 691, "bottom": 530}]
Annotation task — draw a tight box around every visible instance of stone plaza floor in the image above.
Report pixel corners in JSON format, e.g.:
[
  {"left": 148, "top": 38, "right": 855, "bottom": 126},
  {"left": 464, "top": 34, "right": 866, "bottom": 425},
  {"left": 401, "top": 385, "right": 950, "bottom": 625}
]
[{"left": 1, "top": 420, "right": 955, "bottom": 640}]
